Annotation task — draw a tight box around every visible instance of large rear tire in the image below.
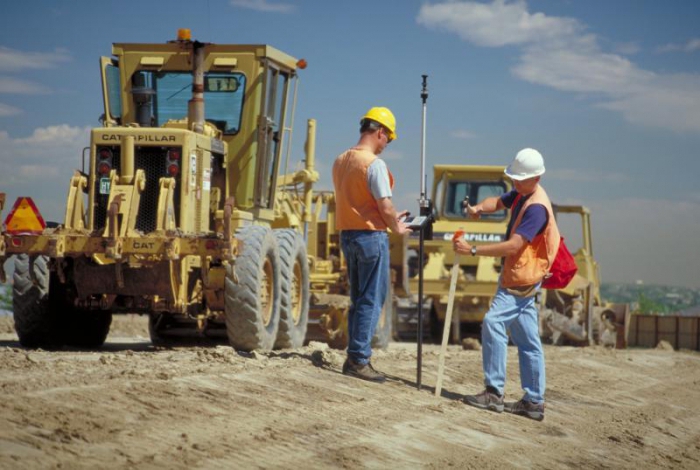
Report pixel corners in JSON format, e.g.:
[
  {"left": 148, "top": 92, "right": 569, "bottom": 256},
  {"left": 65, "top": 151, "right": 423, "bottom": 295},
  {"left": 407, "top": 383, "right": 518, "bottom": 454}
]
[
  {"left": 273, "top": 229, "right": 310, "bottom": 349},
  {"left": 225, "top": 226, "right": 281, "bottom": 351},
  {"left": 53, "top": 263, "right": 112, "bottom": 349},
  {"left": 12, "top": 255, "right": 65, "bottom": 349},
  {"left": 64, "top": 310, "right": 112, "bottom": 349}
]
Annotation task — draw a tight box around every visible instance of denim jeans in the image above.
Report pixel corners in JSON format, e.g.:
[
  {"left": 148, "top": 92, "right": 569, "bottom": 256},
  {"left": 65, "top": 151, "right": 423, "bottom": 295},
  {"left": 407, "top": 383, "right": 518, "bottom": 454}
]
[
  {"left": 481, "top": 284, "right": 545, "bottom": 403},
  {"left": 340, "top": 230, "right": 390, "bottom": 365}
]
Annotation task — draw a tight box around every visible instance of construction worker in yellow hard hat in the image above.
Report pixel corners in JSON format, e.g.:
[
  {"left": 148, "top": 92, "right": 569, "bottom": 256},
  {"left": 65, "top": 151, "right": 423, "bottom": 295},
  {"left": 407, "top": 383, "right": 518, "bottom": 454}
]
[
  {"left": 361, "top": 106, "right": 397, "bottom": 143},
  {"left": 331, "top": 106, "right": 410, "bottom": 383}
]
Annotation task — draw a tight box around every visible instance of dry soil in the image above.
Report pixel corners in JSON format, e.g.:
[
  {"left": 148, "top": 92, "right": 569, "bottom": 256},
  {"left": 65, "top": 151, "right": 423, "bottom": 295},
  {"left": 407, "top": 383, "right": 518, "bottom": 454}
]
[{"left": 1, "top": 315, "right": 699, "bottom": 469}]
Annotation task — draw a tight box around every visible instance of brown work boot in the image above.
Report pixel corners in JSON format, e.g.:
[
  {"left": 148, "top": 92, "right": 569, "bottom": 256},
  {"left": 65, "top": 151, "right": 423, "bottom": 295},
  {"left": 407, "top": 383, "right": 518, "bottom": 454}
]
[
  {"left": 463, "top": 389, "right": 504, "bottom": 413},
  {"left": 342, "top": 358, "right": 386, "bottom": 383},
  {"left": 505, "top": 399, "right": 545, "bottom": 421}
]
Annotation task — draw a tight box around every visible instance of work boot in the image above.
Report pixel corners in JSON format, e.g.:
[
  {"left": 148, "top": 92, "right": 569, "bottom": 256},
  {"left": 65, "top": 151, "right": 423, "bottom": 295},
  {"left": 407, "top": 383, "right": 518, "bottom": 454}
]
[
  {"left": 342, "top": 358, "right": 386, "bottom": 383},
  {"left": 463, "top": 389, "right": 504, "bottom": 413},
  {"left": 505, "top": 399, "right": 545, "bottom": 421}
]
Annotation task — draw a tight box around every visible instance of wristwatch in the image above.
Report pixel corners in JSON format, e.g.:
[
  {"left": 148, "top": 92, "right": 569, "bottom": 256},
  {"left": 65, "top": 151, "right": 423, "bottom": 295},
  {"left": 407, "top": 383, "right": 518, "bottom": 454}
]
[{"left": 471, "top": 246, "right": 477, "bottom": 256}]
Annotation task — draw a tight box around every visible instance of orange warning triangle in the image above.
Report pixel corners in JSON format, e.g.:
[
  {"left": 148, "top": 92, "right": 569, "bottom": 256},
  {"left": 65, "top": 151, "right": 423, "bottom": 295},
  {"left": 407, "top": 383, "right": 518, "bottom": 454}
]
[{"left": 4, "top": 197, "right": 46, "bottom": 235}]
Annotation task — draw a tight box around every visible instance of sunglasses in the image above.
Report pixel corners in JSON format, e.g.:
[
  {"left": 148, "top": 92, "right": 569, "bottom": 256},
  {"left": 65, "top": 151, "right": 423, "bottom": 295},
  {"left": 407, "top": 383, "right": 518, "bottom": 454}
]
[{"left": 382, "top": 127, "right": 394, "bottom": 143}]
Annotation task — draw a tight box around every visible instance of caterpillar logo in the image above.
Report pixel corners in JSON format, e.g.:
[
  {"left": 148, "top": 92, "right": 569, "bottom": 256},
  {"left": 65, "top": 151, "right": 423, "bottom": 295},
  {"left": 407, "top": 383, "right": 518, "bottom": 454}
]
[
  {"left": 101, "top": 134, "right": 176, "bottom": 142},
  {"left": 441, "top": 232, "right": 505, "bottom": 242},
  {"left": 133, "top": 242, "right": 156, "bottom": 250}
]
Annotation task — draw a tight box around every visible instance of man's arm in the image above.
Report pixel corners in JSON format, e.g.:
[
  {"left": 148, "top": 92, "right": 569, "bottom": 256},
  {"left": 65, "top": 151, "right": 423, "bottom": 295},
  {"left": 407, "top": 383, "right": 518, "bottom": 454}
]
[
  {"left": 377, "top": 197, "right": 411, "bottom": 235},
  {"left": 455, "top": 204, "right": 547, "bottom": 257},
  {"left": 466, "top": 196, "right": 505, "bottom": 219},
  {"left": 454, "top": 233, "right": 526, "bottom": 257}
]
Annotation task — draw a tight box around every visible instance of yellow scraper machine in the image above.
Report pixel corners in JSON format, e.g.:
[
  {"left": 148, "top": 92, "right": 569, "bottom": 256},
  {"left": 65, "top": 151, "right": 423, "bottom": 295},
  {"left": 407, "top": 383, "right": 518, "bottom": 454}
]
[{"left": 0, "top": 29, "right": 396, "bottom": 351}]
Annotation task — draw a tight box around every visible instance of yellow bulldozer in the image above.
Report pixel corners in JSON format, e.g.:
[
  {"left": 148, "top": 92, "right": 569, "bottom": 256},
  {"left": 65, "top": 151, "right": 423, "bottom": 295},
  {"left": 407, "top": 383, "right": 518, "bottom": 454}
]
[
  {"left": 0, "top": 30, "right": 391, "bottom": 351},
  {"left": 390, "top": 164, "right": 627, "bottom": 347}
]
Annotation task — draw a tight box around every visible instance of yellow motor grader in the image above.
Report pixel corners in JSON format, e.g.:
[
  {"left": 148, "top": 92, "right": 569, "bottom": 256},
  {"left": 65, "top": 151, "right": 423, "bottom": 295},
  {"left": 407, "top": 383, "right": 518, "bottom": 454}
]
[
  {"left": 0, "top": 30, "right": 392, "bottom": 351},
  {"left": 390, "top": 164, "right": 627, "bottom": 347}
]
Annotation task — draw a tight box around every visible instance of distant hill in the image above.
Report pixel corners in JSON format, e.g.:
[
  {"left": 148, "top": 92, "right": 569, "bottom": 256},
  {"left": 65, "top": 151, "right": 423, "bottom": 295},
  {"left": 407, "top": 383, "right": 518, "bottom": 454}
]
[{"left": 601, "top": 283, "right": 700, "bottom": 315}]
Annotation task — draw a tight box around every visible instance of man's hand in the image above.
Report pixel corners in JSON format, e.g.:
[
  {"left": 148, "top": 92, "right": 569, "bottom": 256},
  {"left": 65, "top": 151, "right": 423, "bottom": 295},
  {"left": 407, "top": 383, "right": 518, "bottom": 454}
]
[
  {"left": 453, "top": 238, "right": 472, "bottom": 255},
  {"left": 395, "top": 214, "right": 412, "bottom": 235},
  {"left": 465, "top": 203, "right": 482, "bottom": 220},
  {"left": 395, "top": 222, "right": 412, "bottom": 235}
]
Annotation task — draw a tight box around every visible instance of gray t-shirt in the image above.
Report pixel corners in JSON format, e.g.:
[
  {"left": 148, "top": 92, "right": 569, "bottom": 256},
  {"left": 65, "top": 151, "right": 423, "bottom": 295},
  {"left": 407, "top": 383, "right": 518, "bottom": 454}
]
[{"left": 367, "top": 159, "right": 392, "bottom": 200}]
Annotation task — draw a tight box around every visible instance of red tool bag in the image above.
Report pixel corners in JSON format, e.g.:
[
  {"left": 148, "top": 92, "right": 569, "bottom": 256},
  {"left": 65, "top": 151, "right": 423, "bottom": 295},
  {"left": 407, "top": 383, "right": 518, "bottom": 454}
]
[{"left": 542, "top": 237, "right": 578, "bottom": 289}]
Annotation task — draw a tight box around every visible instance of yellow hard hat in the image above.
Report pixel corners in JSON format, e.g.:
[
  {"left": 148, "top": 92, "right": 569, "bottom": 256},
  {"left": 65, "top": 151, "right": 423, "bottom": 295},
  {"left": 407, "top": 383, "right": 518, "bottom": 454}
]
[{"left": 362, "top": 107, "right": 397, "bottom": 141}]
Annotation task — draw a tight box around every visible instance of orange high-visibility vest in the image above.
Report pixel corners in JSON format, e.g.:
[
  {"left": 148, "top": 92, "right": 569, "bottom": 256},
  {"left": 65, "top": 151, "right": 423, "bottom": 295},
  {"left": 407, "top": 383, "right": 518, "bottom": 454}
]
[
  {"left": 333, "top": 147, "right": 394, "bottom": 231},
  {"left": 501, "top": 185, "right": 561, "bottom": 288}
]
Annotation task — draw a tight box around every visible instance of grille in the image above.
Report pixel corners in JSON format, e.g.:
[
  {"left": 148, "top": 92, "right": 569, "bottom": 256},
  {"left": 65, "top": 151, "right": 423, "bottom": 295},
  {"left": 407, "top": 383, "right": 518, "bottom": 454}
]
[{"left": 93, "top": 146, "right": 181, "bottom": 234}]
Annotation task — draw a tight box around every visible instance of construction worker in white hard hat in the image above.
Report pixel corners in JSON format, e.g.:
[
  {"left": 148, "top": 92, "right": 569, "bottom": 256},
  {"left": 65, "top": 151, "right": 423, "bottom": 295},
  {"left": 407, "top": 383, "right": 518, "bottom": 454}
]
[
  {"left": 453, "top": 148, "right": 560, "bottom": 421},
  {"left": 332, "top": 106, "right": 411, "bottom": 383}
]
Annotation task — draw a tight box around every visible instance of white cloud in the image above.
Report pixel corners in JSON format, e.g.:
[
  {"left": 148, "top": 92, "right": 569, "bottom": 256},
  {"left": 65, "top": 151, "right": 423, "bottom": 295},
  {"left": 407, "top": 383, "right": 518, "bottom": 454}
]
[
  {"left": 614, "top": 42, "right": 640, "bottom": 55},
  {"left": 0, "top": 125, "right": 90, "bottom": 222},
  {"left": 417, "top": 1, "right": 700, "bottom": 134},
  {"left": 0, "top": 125, "right": 90, "bottom": 180},
  {"left": 513, "top": 40, "right": 653, "bottom": 95},
  {"left": 14, "top": 124, "right": 89, "bottom": 146},
  {"left": 0, "top": 46, "right": 72, "bottom": 72},
  {"left": 597, "top": 73, "right": 700, "bottom": 132},
  {"left": 450, "top": 129, "right": 477, "bottom": 139},
  {"left": 656, "top": 38, "right": 700, "bottom": 53},
  {"left": 0, "top": 76, "right": 50, "bottom": 94},
  {"left": 230, "top": 0, "right": 295, "bottom": 13},
  {"left": 0, "top": 102, "right": 21, "bottom": 116},
  {"left": 417, "top": 0, "right": 580, "bottom": 47}
]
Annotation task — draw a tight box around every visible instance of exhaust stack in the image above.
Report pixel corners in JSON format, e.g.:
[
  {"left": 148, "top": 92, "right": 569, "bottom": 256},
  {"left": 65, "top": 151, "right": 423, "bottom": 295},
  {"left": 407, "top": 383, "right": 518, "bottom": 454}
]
[{"left": 188, "top": 40, "right": 205, "bottom": 134}]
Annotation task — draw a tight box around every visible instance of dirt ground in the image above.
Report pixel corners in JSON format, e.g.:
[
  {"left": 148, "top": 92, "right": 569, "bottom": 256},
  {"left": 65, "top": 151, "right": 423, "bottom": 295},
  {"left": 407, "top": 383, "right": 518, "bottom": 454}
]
[{"left": 1, "top": 315, "right": 699, "bottom": 470}]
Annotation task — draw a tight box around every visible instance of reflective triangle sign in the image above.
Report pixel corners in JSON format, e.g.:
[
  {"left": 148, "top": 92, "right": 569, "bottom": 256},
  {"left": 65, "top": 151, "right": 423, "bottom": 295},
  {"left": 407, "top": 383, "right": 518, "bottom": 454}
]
[{"left": 4, "top": 197, "right": 46, "bottom": 235}]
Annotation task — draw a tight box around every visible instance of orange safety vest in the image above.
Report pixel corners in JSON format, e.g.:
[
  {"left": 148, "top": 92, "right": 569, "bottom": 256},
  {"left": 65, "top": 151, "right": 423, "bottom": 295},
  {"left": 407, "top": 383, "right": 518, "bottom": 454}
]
[
  {"left": 332, "top": 147, "right": 394, "bottom": 231},
  {"left": 501, "top": 185, "right": 561, "bottom": 288}
]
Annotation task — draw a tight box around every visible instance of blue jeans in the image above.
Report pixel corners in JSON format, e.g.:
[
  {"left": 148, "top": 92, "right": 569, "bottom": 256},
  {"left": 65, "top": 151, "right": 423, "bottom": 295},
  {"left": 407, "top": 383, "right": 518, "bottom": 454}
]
[
  {"left": 481, "top": 285, "right": 545, "bottom": 403},
  {"left": 340, "top": 230, "right": 389, "bottom": 365}
]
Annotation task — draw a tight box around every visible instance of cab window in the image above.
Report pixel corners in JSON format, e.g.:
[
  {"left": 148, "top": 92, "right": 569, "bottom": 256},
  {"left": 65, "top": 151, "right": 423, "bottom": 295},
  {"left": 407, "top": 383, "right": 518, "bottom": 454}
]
[
  {"left": 132, "top": 71, "right": 246, "bottom": 134},
  {"left": 105, "top": 64, "right": 122, "bottom": 120},
  {"left": 444, "top": 180, "right": 508, "bottom": 221}
]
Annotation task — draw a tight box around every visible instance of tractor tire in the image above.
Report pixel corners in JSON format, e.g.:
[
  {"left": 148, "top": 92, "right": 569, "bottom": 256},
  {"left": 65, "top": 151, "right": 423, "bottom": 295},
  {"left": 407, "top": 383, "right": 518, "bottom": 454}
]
[
  {"left": 64, "top": 310, "right": 112, "bottom": 349},
  {"left": 148, "top": 313, "right": 179, "bottom": 347},
  {"left": 12, "top": 254, "right": 65, "bottom": 349},
  {"left": 371, "top": 282, "right": 393, "bottom": 350},
  {"left": 50, "top": 264, "right": 112, "bottom": 349},
  {"left": 273, "top": 229, "right": 310, "bottom": 349},
  {"left": 225, "top": 226, "right": 281, "bottom": 352}
]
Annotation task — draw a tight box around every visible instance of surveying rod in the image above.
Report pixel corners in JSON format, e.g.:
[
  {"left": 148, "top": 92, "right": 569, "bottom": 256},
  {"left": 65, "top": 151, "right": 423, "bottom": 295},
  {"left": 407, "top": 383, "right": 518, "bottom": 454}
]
[{"left": 416, "top": 74, "right": 432, "bottom": 390}]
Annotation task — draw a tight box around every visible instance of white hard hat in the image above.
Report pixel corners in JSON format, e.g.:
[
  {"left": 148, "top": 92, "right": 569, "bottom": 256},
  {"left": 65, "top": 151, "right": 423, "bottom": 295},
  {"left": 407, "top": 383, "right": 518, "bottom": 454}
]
[{"left": 504, "top": 148, "right": 545, "bottom": 181}]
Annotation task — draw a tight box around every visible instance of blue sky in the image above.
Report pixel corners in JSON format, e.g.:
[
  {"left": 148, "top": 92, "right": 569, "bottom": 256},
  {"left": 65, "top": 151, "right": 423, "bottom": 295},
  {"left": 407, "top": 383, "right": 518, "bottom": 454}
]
[{"left": 1, "top": 0, "right": 699, "bottom": 288}]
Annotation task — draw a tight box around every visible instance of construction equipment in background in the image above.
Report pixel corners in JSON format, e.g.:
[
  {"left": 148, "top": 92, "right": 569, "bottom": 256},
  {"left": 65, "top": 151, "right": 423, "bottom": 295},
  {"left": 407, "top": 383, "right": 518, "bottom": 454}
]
[
  {"left": 391, "top": 165, "right": 509, "bottom": 343},
  {"left": 0, "top": 30, "right": 391, "bottom": 352},
  {"left": 390, "top": 164, "right": 628, "bottom": 347},
  {"left": 538, "top": 205, "right": 628, "bottom": 347}
]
